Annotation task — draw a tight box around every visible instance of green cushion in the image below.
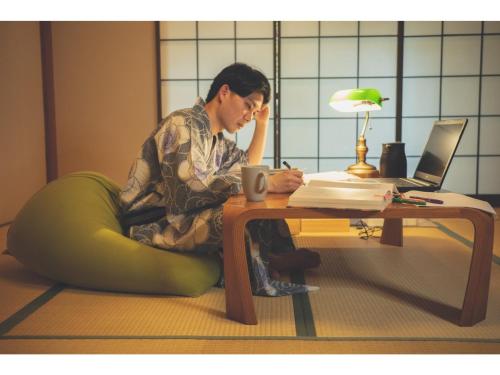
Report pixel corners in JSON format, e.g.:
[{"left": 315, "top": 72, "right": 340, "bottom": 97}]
[{"left": 7, "top": 171, "right": 221, "bottom": 296}]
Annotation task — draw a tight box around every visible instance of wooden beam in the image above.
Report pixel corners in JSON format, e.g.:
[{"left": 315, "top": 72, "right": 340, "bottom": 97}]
[
  {"left": 395, "top": 21, "right": 404, "bottom": 142},
  {"left": 39, "top": 21, "right": 58, "bottom": 182}
]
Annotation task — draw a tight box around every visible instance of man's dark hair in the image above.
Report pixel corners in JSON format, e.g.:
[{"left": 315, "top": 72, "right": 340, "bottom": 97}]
[{"left": 205, "top": 63, "right": 271, "bottom": 104}]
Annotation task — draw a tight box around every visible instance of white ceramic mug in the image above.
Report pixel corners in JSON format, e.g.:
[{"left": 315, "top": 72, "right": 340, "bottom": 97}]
[{"left": 241, "top": 165, "right": 269, "bottom": 202}]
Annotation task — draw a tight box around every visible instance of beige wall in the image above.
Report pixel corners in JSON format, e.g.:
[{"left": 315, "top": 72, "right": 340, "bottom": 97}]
[
  {"left": 0, "top": 22, "right": 46, "bottom": 224},
  {"left": 52, "top": 21, "right": 157, "bottom": 185},
  {"left": 0, "top": 21, "right": 158, "bottom": 224}
]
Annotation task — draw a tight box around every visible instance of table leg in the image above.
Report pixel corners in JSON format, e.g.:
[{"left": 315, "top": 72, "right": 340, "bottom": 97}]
[
  {"left": 459, "top": 210, "right": 494, "bottom": 326},
  {"left": 380, "top": 218, "right": 403, "bottom": 246},
  {"left": 223, "top": 205, "right": 257, "bottom": 325}
]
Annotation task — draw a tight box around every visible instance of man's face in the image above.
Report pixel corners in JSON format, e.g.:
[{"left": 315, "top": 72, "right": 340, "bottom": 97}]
[{"left": 219, "top": 88, "right": 264, "bottom": 134}]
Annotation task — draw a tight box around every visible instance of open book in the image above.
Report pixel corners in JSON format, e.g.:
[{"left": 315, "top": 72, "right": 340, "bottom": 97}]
[{"left": 288, "top": 180, "right": 395, "bottom": 211}]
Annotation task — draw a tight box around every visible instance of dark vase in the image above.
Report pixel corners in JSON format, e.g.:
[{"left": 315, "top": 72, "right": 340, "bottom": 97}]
[{"left": 380, "top": 142, "right": 407, "bottom": 178}]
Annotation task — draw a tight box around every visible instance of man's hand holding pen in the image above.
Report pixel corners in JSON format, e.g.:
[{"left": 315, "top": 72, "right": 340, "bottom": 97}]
[{"left": 267, "top": 161, "right": 304, "bottom": 193}]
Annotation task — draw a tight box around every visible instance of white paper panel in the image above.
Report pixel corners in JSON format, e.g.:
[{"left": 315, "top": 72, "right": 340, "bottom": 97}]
[
  {"left": 236, "top": 21, "right": 273, "bottom": 38},
  {"left": 198, "top": 80, "right": 211, "bottom": 101},
  {"left": 281, "top": 79, "right": 318, "bottom": 118},
  {"left": 444, "top": 22, "right": 482, "bottom": 34},
  {"left": 320, "top": 22, "right": 358, "bottom": 36},
  {"left": 441, "top": 77, "right": 479, "bottom": 116},
  {"left": 281, "top": 38, "right": 319, "bottom": 78},
  {"left": 262, "top": 158, "right": 274, "bottom": 168},
  {"left": 160, "top": 22, "right": 196, "bottom": 39},
  {"left": 483, "top": 36, "right": 500, "bottom": 75},
  {"left": 441, "top": 156, "right": 477, "bottom": 194},
  {"left": 478, "top": 157, "right": 500, "bottom": 194},
  {"left": 402, "top": 118, "right": 437, "bottom": 156},
  {"left": 235, "top": 119, "right": 274, "bottom": 158},
  {"left": 403, "top": 37, "right": 441, "bottom": 76},
  {"left": 235, "top": 121, "right": 253, "bottom": 151},
  {"left": 198, "top": 40, "right": 235, "bottom": 79},
  {"left": 484, "top": 21, "right": 500, "bottom": 33},
  {"left": 360, "top": 21, "right": 398, "bottom": 35},
  {"left": 236, "top": 39, "right": 274, "bottom": 79},
  {"left": 357, "top": 118, "right": 397, "bottom": 160},
  {"left": 281, "top": 119, "right": 318, "bottom": 158},
  {"left": 320, "top": 38, "right": 358, "bottom": 77},
  {"left": 160, "top": 41, "right": 197, "bottom": 79},
  {"left": 479, "top": 117, "right": 500, "bottom": 155},
  {"left": 281, "top": 21, "right": 318, "bottom": 37},
  {"left": 404, "top": 21, "right": 442, "bottom": 36},
  {"left": 161, "top": 81, "right": 197, "bottom": 118},
  {"left": 359, "top": 37, "right": 398, "bottom": 77},
  {"left": 403, "top": 78, "right": 440, "bottom": 117},
  {"left": 481, "top": 77, "right": 500, "bottom": 115},
  {"left": 442, "top": 36, "right": 481, "bottom": 75},
  {"left": 319, "top": 158, "right": 356, "bottom": 172},
  {"left": 319, "top": 119, "right": 357, "bottom": 157},
  {"left": 198, "top": 22, "right": 234, "bottom": 38},
  {"left": 406, "top": 156, "right": 420, "bottom": 176}
]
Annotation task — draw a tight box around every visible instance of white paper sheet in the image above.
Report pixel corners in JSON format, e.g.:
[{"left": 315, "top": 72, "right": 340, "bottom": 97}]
[
  {"left": 303, "top": 170, "right": 358, "bottom": 184},
  {"left": 404, "top": 190, "right": 496, "bottom": 216}
]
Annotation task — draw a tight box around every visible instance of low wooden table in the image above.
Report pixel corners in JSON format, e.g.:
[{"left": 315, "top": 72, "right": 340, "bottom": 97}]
[{"left": 222, "top": 193, "right": 495, "bottom": 327}]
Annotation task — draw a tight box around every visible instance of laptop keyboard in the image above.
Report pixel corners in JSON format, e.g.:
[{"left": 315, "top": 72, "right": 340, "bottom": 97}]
[
  {"left": 372, "top": 178, "right": 431, "bottom": 187},
  {"left": 399, "top": 178, "right": 430, "bottom": 187}
]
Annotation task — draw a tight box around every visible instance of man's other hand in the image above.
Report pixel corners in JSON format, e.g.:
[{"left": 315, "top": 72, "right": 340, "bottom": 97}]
[
  {"left": 254, "top": 105, "right": 270, "bottom": 125},
  {"left": 268, "top": 169, "right": 304, "bottom": 193}
]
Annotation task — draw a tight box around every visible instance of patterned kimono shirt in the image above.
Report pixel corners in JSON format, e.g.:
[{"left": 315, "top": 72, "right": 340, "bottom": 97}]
[{"left": 120, "top": 97, "right": 316, "bottom": 296}]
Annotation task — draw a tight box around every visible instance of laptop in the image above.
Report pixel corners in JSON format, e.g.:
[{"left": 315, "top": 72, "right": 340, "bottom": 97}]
[{"left": 367, "top": 118, "right": 468, "bottom": 192}]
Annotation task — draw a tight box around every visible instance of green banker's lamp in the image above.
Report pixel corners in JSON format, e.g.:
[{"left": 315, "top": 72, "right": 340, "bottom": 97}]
[{"left": 329, "top": 88, "right": 389, "bottom": 178}]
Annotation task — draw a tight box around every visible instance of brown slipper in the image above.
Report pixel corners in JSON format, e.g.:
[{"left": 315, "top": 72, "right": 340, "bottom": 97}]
[{"left": 268, "top": 248, "right": 321, "bottom": 273}]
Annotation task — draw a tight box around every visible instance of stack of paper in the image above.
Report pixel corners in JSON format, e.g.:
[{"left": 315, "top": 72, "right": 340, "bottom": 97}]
[{"left": 288, "top": 180, "right": 395, "bottom": 211}]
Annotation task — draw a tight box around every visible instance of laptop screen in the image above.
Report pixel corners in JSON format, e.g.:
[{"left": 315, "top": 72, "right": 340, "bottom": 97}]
[{"left": 414, "top": 119, "right": 467, "bottom": 185}]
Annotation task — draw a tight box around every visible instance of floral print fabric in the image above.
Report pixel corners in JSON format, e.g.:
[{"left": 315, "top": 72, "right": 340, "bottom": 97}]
[{"left": 120, "top": 97, "right": 315, "bottom": 296}]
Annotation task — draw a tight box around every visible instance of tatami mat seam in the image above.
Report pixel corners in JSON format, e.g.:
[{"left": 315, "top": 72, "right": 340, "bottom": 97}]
[
  {"left": 0, "top": 283, "right": 65, "bottom": 336},
  {"left": 432, "top": 220, "right": 500, "bottom": 265},
  {"left": 291, "top": 271, "right": 316, "bottom": 337}
]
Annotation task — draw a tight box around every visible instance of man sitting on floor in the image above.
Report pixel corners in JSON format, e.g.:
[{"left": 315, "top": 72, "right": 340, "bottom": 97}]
[{"left": 120, "top": 63, "right": 320, "bottom": 296}]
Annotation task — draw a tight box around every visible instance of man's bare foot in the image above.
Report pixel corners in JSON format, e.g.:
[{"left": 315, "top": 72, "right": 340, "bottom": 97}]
[{"left": 268, "top": 248, "right": 321, "bottom": 278}]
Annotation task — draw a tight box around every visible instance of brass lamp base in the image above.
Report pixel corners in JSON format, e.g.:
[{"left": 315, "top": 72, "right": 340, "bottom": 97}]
[
  {"left": 347, "top": 161, "right": 380, "bottom": 178},
  {"left": 346, "top": 136, "right": 380, "bottom": 178}
]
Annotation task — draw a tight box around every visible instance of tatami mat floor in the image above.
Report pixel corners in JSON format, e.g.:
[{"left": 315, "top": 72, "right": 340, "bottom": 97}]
[
  {"left": 3, "top": 338, "right": 500, "bottom": 354},
  {"left": 0, "top": 210, "right": 499, "bottom": 354}
]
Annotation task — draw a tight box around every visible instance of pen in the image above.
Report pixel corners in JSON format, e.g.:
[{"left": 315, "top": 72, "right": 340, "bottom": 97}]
[
  {"left": 392, "top": 197, "right": 426, "bottom": 206},
  {"left": 409, "top": 196, "right": 444, "bottom": 204},
  {"left": 282, "top": 161, "right": 306, "bottom": 185}
]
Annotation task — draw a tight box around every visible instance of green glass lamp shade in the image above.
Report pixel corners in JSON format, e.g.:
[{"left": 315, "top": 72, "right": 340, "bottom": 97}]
[{"left": 329, "top": 88, "right": 384, "bottom": 112}]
